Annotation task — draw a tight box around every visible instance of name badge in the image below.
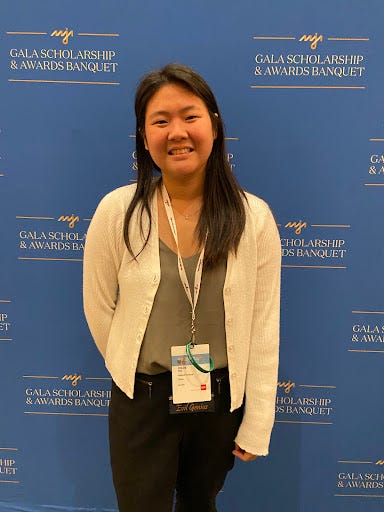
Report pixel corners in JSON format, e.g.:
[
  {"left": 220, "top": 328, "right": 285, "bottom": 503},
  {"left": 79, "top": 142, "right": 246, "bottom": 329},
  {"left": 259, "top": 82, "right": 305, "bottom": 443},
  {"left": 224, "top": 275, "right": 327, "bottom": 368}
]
[{"left": 171, "top": 344, "right": 212, "bottom": 405}]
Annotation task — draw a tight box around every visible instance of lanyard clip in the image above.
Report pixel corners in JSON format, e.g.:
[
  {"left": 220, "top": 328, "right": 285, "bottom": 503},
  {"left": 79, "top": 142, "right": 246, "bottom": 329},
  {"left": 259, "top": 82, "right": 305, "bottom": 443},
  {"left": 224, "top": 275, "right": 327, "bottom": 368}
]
[{"left": 190, "top": 313, "right": 196, "bottom": 347}]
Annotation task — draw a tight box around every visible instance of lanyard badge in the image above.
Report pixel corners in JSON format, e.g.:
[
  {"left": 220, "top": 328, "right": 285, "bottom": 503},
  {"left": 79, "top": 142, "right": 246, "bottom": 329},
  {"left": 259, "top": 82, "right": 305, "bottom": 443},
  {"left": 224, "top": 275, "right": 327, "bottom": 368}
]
[
  {"left": 161, "top": 183, "right": 215, "bottom": 410},
  {"left": 170, "top": 345, "right": 212, "bottom": 407}
]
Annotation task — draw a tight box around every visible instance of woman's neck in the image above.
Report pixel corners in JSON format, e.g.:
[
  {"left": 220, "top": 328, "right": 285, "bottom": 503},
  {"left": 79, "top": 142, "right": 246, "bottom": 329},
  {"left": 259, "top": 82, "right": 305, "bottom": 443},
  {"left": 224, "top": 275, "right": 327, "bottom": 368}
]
[{"left": 161, "top": 175, "right": 204, "bottom": 202}]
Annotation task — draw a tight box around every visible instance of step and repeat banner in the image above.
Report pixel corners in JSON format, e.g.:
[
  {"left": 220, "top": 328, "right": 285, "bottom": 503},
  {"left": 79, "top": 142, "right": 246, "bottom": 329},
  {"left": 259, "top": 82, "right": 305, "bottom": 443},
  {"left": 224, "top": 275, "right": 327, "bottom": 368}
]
[{"left": 1, "top": 1, "right": 383, "bottom": 511}]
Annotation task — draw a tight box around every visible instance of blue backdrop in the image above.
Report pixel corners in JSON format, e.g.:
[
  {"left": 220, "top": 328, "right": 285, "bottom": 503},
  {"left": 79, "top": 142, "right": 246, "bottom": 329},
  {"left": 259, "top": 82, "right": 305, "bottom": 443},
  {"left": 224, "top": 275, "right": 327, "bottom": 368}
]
[{"left": 1, "top": 1, "right": 383, "bottom": 510}]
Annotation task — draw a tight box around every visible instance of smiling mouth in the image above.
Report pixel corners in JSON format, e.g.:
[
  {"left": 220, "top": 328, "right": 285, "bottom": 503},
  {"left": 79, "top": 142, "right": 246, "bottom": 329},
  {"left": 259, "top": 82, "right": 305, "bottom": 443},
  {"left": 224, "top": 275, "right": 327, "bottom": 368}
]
[{"left": 168, "top": 148, "right": 193, "bottom": 155}]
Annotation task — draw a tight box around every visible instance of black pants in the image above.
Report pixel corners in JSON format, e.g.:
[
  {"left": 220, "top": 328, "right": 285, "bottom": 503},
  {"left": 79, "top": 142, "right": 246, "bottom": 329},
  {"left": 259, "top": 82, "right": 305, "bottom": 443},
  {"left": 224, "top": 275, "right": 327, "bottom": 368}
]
[{"left": 109, "top": 369, "right": 243, "bottom": 512}]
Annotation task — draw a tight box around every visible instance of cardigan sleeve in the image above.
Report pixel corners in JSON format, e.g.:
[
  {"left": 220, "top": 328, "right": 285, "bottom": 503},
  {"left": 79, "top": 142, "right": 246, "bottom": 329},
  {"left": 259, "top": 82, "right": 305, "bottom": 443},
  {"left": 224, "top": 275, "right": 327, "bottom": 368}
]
[
  {"left": 234, "top": 205, "right": 281, "bottom": 456},
  {"left": 83, "top": 192, "right": 124, "bottom": 359}
]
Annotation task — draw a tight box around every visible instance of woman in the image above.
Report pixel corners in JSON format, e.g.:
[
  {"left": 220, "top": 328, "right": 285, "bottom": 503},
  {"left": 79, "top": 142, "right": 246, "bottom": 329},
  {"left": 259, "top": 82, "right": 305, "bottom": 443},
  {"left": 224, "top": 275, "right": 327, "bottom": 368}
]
[{"left": 83, "top": 63, "right": 281, "bottom": 512}]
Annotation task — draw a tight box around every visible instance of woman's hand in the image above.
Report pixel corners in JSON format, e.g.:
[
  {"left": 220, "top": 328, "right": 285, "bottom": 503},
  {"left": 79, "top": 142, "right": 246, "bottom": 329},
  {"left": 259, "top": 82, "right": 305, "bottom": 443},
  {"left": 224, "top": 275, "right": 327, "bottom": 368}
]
[{"left": 232, "top": 443, "right": 258, "bottom": 462}]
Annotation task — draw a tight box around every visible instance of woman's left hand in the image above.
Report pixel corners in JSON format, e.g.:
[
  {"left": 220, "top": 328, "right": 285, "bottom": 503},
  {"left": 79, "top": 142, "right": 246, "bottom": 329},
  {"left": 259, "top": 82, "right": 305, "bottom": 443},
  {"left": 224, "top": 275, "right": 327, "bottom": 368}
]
[{"left": 232, "top": 443, "right": 258, "bottom": 462}]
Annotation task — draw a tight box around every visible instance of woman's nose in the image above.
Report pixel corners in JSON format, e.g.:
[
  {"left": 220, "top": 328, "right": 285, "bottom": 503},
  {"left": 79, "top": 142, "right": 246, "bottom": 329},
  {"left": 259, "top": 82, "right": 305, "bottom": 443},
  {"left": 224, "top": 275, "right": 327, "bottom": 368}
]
[{"left": 168, "top": 119, "right": 187, "bottom": 140}]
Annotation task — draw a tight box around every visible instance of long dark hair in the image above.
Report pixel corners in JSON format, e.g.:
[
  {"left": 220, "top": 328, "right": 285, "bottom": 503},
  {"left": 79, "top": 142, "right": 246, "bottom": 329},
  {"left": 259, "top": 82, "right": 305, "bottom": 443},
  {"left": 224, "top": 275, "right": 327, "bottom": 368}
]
[{"left": 124, "top": 63, "right": 246, "bottom": 267}]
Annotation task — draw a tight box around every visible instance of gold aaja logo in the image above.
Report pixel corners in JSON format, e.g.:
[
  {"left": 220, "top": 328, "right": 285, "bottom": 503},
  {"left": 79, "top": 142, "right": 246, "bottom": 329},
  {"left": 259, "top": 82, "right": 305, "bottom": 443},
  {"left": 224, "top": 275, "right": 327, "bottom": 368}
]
[
  {"left": 62, "top": 373, "right": 82, "bottom": 387},
  {"left": 285, "top": 220, "right": 307, "bottom": 235},
  {"left": 376, "top": 460, "right": 384, "bottom": 466},
  {"left": 50, "top": 28, "right": 74, "bottom": 45},
  {"left": 58, "top": 214, "right": 80, "bottom": 228},
  {"left": 299, "top": 33, "right": 323, "bottom": 50},
  {"left": 278, "top": 380, "right": 295, "bottom": 394}
]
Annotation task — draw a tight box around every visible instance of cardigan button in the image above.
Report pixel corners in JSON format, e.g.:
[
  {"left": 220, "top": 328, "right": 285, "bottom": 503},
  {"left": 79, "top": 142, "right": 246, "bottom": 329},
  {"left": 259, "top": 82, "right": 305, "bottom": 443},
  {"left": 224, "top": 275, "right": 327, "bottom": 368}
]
[
  {"left": 224, "top": 287, "right": 231, "bottom": 295},
  {"left": 228, "top": 345, "right": 234, "bottom": 352}
]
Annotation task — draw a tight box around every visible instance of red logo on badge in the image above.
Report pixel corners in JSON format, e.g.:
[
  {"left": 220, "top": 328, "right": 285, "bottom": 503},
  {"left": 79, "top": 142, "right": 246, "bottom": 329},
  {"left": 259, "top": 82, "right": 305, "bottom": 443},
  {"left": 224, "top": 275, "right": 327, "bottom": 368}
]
[{"left": 201, "top": 384, "right": 206, "bottom": 390}]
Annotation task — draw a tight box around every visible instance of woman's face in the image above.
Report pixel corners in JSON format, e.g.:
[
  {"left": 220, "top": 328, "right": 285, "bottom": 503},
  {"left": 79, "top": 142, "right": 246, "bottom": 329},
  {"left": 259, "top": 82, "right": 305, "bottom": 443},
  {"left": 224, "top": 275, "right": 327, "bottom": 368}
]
[{"left": 143, "top": 83, "right": 216, "bottom": 183}]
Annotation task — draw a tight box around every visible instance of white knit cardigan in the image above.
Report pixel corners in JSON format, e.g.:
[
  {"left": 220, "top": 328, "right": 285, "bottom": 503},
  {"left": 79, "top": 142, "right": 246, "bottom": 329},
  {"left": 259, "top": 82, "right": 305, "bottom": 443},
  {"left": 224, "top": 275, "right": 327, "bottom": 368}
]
[{"left": 83, "top": 184, "right": 281, "bottom": 455}]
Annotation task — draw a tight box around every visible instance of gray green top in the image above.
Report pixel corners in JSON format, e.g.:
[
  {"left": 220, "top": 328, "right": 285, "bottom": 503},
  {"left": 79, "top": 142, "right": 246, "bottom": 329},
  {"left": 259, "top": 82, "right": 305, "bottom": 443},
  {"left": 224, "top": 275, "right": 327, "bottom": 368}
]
[{"left": 136, "top": 239, "right": 228, "bottom": 374}]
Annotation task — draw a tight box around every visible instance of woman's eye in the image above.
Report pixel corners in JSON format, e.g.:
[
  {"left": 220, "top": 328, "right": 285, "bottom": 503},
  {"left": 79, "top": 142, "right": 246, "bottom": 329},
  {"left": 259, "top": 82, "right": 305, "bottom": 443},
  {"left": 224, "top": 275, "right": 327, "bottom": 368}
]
[
  {"left": 186, "top": 115, "right": 198, "bottom": 121},
  {"left": 154, "top": 119, "right": 167, "bottom": 125}
]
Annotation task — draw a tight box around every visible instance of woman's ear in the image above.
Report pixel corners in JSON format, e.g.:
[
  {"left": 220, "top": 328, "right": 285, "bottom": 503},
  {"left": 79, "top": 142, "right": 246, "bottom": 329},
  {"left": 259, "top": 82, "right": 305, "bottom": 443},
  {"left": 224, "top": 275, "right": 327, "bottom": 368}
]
[{"left": 212, "top": 112, "right": 219, "bottom": 140}]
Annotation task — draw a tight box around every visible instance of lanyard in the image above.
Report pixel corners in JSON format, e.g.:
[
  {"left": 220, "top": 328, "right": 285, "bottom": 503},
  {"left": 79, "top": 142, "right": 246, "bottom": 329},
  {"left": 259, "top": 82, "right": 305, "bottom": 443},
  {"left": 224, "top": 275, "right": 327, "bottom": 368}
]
[
  {"left": 161, "top": 183, "right": 205, "bottom": 345},
  {"left": 161, "top": 183, "right": 214, "bottom": 373}
]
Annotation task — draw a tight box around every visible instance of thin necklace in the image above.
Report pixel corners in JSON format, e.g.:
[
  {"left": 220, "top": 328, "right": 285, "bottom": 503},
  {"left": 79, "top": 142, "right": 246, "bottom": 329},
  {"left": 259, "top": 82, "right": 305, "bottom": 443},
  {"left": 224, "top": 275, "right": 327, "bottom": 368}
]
[{"left": 172, "top": 204, "right": 202, "bottom": 220}]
